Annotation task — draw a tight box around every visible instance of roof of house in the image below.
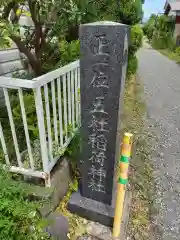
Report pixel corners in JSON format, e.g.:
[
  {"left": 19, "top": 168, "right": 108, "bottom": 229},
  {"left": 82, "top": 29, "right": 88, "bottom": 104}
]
[
  {"left": 164, "top": 0, "right": 180, "bottom": 16},
  {"left": 164, "top": 0, "right": 180, "bottom": 10},
  {"left": 170, "top": 2, "right": 180, "bottom": 11}
]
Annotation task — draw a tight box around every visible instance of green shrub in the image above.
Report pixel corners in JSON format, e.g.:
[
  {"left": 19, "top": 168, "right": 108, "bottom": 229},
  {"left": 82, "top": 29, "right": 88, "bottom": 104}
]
[
  {"left": 129, "top": 24, "right": 143, "bottom": 55},
  {"left": 118, "top": 0, "right": 143, "bottom": 25},
  {"left": 143, "top": 14, "right": 157, "bottom": 41},
  {"left": 56, "top": 40, "right": 80, "bottom": 68},
  {"left": 143, "top": 21, "right": 155, "bottom": 41},
  {"left": 40, "top": 40, "right": 80, "bottom": 73},
  {"left": 0, "top": 90, "right": 39, "bottom": 165},
  {"left": 152, "top": 32, "right": 176, "bottom": 50},
  {"left": 127, "top": 24, "right": 142, "bottom": 76},
  {"left": 65, "top": 130, "right": 81, "bottom": 178},
  {"left": 0, "top": 88, "right": 72, "bottom": 168},
  {"left": 175, "top": 47, "right": 180, "bottom": 56},
  {"left": 144, "top": 14, "right": 175, "bottom": 50},
  {"left": 152, "top": 34, "right": 167, "bottom": 49},
  {"left": 0, "top": 168, "right": 50, "bottom": 240},
  {"left": 127, "top": 54, "right": 138, "bottom": 76},
  {"left": 167, "top": 36, "right": 176, "bottom": 51},
  {"left": 146, "top": 26, "right": 154, "bottom": 41}
]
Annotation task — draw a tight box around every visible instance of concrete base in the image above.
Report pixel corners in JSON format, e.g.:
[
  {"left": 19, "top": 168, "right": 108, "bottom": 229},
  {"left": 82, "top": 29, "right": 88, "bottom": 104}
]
[
  {"left": 67, "top": 191, "right": 115, "bottom": 227},
  {"left": 87, "top": 190, "right": 132, "bottom": 240},
  {"left": 45, "top": 212, "right": 69, "bottom": 240},
  {"left": 68, "top": 190, "right": 132, "bottom": 239},
  {"left": 23, "top": 158, "right": 71, "bottom": 217}
]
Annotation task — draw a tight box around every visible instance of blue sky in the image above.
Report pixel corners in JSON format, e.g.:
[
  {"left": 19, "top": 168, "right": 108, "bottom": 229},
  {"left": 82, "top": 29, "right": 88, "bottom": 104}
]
[{"left": 143, "top": 0, "right": 166, "bottom": 19}]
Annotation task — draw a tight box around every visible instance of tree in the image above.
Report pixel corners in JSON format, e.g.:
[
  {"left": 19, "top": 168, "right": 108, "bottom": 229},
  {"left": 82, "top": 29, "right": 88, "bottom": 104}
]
[
  {"left": 117, "top": 0, "right": 144, "bottom": 25},
  {"left": 143, "top": 14, "right": 157, "bottom": 40},
  {"left": 0, "top": 0, "right": 145, "bottom": 77},
  {"left": 0, "top": 0, "right": 85, "bottom": 76},
  {"left": 143, "top": 14, "right": 174, "bottom": 43},
  {"left": 0, "top": 0, "right": 114, "bottom": 76}
]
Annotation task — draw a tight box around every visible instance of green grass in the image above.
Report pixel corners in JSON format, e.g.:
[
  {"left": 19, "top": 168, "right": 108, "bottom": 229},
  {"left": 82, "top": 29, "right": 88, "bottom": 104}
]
[
  {"left": 158, "top": 49, "right": 180, "bottom": 63},
  {"left": 123, "top": 75, "right": 156, "bottom": 239},
  {"left": 145, "top": 37, "right": 180, "bottom": 63}
]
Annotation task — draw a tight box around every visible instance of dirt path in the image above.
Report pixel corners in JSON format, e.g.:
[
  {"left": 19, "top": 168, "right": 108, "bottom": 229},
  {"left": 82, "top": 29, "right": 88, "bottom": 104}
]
[{"left": 137, "top": 42, "right": 180, "bottom": 240}]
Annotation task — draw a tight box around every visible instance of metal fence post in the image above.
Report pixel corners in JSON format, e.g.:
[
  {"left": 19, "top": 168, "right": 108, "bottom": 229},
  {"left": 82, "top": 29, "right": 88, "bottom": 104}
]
[{"left": 34, "top": 87, "right": 51, "bottom": 187}]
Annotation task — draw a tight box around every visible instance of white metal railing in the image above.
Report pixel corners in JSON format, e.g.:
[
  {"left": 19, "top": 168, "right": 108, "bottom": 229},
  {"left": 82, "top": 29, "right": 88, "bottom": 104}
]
[{"left": 0, "top": 60, "right": 80, "bottom": 187}]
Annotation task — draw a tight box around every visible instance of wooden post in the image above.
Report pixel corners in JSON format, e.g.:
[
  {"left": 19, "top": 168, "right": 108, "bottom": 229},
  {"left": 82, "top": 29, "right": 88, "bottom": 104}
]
[{"left": 113, "top": 132, "right": 133, "bottom": 238}]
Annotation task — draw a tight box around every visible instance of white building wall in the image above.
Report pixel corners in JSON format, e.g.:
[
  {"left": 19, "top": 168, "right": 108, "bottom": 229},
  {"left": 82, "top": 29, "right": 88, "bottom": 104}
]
[{"left": 174, "top": 23, "right": 180, "bottom": 38}]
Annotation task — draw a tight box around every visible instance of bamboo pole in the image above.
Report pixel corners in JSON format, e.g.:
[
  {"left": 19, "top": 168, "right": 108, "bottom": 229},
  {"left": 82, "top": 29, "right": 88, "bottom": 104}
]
[{"left": 113, "top": 132, "right": 133, "bottom": 238}]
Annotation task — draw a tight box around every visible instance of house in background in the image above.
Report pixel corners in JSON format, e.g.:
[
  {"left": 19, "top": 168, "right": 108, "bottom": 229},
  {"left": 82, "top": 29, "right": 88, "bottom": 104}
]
[
  {"left": 0, "top": 6, "right": 33, "bottom": 106},
  {"left": 0, "top": 5, "right": 33, "bottom": 78},
  {"left": 164, "top": 0, "right": 180, "bottom": 45}
]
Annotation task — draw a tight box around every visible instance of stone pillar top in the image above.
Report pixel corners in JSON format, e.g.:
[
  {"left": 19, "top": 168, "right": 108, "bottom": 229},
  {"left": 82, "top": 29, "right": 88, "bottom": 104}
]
[{"left": 81, "top": 21, "right": 127, "bottom": 26}]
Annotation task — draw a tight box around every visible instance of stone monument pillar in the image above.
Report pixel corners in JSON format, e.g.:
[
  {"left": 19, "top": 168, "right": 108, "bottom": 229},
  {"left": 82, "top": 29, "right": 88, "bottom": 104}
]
[{"left": 68, "top": 21, "right": 129, "bottom": 227}]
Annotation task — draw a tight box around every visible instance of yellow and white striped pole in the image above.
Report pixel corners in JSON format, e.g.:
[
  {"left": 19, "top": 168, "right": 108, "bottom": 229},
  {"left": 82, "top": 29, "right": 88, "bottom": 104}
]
[{"left": 113, "top": 132, "right": 133, "bottom": 238}]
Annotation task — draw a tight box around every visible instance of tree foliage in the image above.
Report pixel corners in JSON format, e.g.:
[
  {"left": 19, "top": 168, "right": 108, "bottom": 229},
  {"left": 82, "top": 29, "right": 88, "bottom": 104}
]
[
  {"left": 143, "top": 14, "right": 174, "bottom": 41},
  {"left": 116, "top": 0, "right": 144, "bottom": 75},
  {"left": 143, "top": 14, "right": 157, "bottom": 40},
  {"left": 143, "top": 14, "right": 175, "bottom": 49},
  {"left": 129, "top": 24, "right": 143, "bottom": 55},
  {"left": 0, "top": 0, "right": 100, "bottom": 76},
  {"left": 118, "top": 0, "right": 144, "bottom": 25},
  {"left": 128, "top": 24, "right": 143, "bottom": 76},
  {"left": 0, "top": 0, "right": 144, "bottom": 76},
  {"left": 0, "top": 168, "right": 50, "bottom": 240}
]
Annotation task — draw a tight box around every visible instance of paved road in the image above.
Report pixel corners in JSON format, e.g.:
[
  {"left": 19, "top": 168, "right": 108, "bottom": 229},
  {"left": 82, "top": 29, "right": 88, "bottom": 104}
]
[{"left": 137, "top": 42, "right": 180, "bottom": 239}]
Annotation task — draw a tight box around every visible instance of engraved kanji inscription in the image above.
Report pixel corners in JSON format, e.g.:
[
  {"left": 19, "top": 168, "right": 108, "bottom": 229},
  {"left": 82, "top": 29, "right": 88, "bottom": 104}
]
[
  {"left": 88, "top": 178, "right": 106, "bottom": 193},
  {"left": 91, "top": 97, "right": 107, "bottom": 114},
  {"left": 91, "top": 63, "right": 109, "bottom": 88},
  {"left": 88, "top": 115, "right": 109, "bottom": 132},
  {"left": 89, "top": 151, "right": 106, "bottom": 166},
  {"left": 94, "top": 35, "right": 110, "bottom": 56},
  {"left": 88, "top": 165, "right": 106, "bottom": 193},
  {"left": 88, "top": 133, "right": 107, "bottom": 151}
]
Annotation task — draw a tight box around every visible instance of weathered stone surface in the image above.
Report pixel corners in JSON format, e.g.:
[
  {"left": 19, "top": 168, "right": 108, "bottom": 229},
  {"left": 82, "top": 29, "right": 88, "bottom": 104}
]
[
  {"left": 87, "top": 222, "right": 112, "bottom": 240},
  {"left": 50, "top": 158, "right": 71, "bottom": 210},
  {"left": 45, "top": 212, "right": 69, "bottom": 240},
  {"left": 77, "top": 236, "right": 99, "bottom": 240},
  {"left": 86, "top": 191, "right": 132, "bottom": 239},
  {"left": 72, "top": 190, "right": 132, "bottom": 240},
  {"left": 68, "top": 21, "right": 129, "bottom": 227},
  {"left": 79, "top": 21, "right": 129, "bottom": 205},
  {"left": 22, "top": 158, "right": 70, "bottom": 217},
  {"left": 68, "top": 191, "right": 114, "bottom": 227},
  {"left": 40, "top": 158, "right": 71, "bottom": 217}
]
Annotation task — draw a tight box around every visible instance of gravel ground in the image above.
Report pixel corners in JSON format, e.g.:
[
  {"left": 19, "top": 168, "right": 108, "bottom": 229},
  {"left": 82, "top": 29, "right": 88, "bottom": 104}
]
[{"left": 137, "top": 42, "right": 180, "bottom": 240}]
